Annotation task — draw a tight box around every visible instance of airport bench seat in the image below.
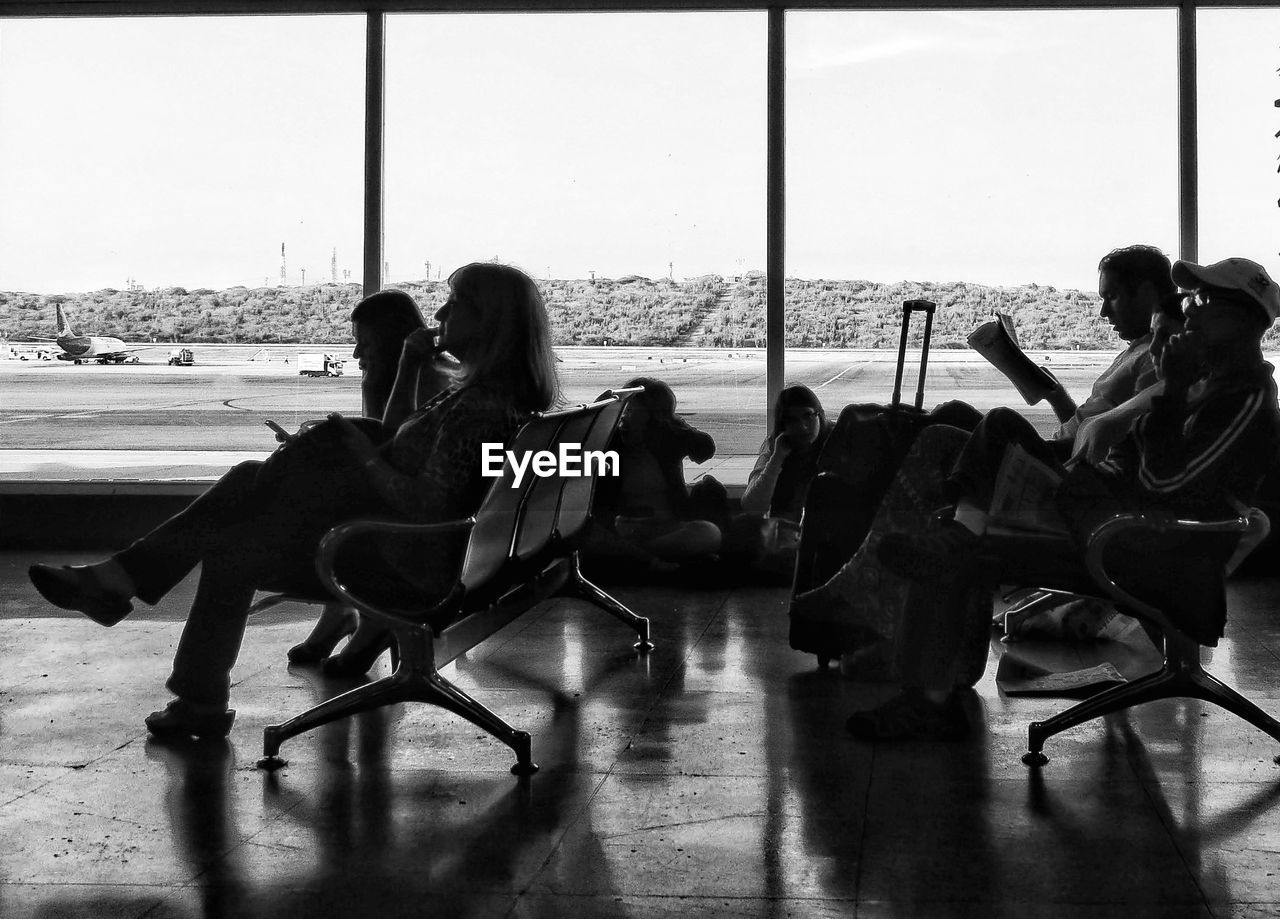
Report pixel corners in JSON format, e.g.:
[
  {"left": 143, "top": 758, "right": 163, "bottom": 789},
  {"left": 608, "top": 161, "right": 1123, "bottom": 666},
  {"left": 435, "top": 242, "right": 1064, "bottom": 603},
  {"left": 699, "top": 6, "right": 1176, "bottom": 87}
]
[
  {"left": 253, "top": 388, "right": 651, "bottom": 776},
  {"left": 987, "top": 506, "right": 1280, "bottom": 766}
]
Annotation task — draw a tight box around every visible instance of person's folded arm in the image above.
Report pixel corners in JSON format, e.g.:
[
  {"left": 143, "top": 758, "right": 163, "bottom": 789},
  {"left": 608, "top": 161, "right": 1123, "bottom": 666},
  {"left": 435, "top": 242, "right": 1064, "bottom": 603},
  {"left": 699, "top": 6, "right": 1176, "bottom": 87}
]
[
  {"left": 674, "top": 422, "right": 716, "bottom": 465},
  {"left": 740, "top": 438, "right": 786, "bottom": 516},
  {"left": 1070, "top": 381, "right": 1166, "bottom": 466},
  {"left": 382, "top": 328, "right": 457, "bottom": 432},
  {"left": 1042, "top": 369, "right": 1078, "bottom": 423}
]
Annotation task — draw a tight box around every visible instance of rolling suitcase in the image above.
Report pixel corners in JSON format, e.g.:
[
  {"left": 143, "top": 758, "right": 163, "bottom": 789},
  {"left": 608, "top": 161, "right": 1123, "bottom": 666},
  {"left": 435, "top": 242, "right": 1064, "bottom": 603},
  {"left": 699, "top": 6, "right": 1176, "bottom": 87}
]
[{"left": 788, "top": 299, "right": 952, "bottom": 666}]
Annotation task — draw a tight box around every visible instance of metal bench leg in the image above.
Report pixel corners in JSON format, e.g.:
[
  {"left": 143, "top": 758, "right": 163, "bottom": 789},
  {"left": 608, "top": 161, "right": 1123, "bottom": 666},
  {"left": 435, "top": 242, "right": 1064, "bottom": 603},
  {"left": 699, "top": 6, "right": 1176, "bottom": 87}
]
[
  {"left": 259, "top": 635, "right": 538, "bottom": 776},
  {"left": 1187, "top": 668, "right": 1280, "bottom": 745},
  {"left": 258, "top": 671, "right": 415, "bottom": 770},
  {"left": 1024, "top": 664, "right": 1182, "bottom": 766},
  {"left": 421, "top": 670, "right": 538, "bottom": 775},
  {"left": 565, "top": 557, "right": 653, "bottom": 651}
]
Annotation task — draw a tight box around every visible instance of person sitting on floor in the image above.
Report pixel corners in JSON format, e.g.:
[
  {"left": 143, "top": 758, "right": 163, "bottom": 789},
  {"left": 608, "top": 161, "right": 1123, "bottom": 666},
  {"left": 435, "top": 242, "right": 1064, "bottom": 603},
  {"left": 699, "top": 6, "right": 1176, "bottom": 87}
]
[
  {"left": 845, "top": 256, "right": 1280, "bottom": 741},
  {"left": 732, "top": 384, "right": 833, "bottom": 578},
  {"left": 28, "top": 261, "right": 559, "bottom": 739},
  {"left": 742, "top": 384, "right": 832, "bottom": 522},
  {"left": 584, "top": 377, "right": 722, "bottom": 575}
]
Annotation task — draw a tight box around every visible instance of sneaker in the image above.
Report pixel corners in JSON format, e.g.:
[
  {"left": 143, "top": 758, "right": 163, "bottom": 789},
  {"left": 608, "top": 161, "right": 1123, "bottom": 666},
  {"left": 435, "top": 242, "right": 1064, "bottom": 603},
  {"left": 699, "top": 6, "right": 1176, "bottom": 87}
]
[
  {"left": 845, "top": 689, "right": 970, "bottom": 741},
  {"left": 876, "top": 521, "right": 980, "bottom": 583},
  {"left": 145, "top": 699, "right": 236, "bottom": 740}
]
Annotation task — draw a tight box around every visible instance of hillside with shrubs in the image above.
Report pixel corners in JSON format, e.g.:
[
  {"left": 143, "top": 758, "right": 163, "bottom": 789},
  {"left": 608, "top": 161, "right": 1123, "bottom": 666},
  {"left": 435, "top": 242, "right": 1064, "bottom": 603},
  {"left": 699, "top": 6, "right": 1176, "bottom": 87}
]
[{"left": 4, "top": 273, "right": 1257, "bottom": 350}]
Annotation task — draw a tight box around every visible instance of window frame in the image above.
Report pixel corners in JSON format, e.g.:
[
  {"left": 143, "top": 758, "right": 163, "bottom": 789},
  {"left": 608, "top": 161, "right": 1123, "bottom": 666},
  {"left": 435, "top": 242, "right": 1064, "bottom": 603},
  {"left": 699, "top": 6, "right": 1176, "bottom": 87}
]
[{"left": 0, "top": 0, "right": 1264, "bottom": 430}]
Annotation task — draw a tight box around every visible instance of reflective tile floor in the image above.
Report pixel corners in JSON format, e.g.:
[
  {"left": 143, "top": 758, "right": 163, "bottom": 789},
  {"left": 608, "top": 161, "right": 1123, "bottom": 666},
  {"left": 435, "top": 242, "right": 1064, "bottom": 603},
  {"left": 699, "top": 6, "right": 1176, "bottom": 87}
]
[{"left": 2, "top": 550, "right": 1280, "bottom": 919}]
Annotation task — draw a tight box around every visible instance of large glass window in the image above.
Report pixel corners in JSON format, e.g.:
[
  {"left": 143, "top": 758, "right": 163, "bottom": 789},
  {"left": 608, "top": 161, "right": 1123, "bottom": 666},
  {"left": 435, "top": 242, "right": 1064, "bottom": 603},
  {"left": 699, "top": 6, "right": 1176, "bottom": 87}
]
[
  {"left": 786, "top": 10, "right": 1178, "bottom": 432},
  {"left": 384, "top": 12, "right": 767, "bottom": 464},
  {"left": 0, "top": 16, "right": 364, "bottom": 475},
  {"left": 1198, "top": 6, "right": 1280, "bottom": 348}
]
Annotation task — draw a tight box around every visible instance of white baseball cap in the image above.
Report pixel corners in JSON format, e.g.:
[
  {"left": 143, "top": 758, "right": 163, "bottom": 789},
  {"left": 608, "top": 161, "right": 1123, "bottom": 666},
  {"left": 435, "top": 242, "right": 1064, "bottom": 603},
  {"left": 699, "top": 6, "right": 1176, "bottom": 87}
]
[{"left": 1172, "top": 257, "right": 1280, "bottom": 323}]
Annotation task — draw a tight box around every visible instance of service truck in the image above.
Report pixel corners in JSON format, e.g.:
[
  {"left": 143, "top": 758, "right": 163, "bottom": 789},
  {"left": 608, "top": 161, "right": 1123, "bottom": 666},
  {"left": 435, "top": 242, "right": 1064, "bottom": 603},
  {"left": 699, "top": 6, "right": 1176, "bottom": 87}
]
[
  {"left": 167, "top": 348, "right": 194, "bottom": 366},
  {"left": 298, "top": 353, "right": 345, "bottom": 377}
]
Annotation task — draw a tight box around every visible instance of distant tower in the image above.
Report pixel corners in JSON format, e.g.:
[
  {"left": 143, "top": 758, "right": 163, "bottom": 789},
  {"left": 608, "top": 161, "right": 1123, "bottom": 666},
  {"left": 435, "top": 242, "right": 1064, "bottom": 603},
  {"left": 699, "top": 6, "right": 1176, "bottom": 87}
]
[
  {"left": 424, "top": 260, "right": 431, "bottom": 282},
  {"left": 280, "top": 243, "right": 286, "bottom": 286},
  {"left": 331, "top": 248, "right": 337, "bottom": 283},
  {"left": 301, "top": 268, "right": 306, "bottom": 286}
]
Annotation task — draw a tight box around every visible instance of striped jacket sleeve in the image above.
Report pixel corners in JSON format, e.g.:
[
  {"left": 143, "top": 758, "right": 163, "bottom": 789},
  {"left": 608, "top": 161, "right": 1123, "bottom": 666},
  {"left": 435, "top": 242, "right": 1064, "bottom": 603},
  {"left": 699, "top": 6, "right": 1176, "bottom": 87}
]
[{"left": 1130, "top": 385, "right": 1271, "bottom": 501}]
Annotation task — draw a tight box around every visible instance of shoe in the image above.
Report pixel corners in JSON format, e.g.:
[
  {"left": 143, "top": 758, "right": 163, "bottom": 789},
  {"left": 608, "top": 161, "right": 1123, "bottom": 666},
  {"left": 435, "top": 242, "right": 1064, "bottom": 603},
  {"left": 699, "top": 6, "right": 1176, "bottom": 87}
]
[
  {"left": 876, "top": 521, "right": 980, "bottom": 584},
  {"left": 321, "top": 627, "right": 397, "bottom": 677},
  {"left": 28, "top": 563, "right": 133, "bottom": 626},
  {"left": 145, "top": 699, "right": 236, "bottom": 740},
  {"left": 845, "top": 689, "right": 970, "bottom": 741},
  {"left": 287, "top": 606, "right": 359, "bottom": 665}
]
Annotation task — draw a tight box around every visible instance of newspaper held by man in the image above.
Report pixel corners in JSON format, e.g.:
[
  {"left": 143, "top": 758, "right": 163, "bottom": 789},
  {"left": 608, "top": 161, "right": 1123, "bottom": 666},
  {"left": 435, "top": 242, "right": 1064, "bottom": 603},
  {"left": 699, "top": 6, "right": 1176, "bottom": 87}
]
[{"left": 967, "top": 313, "right": 1058, "bottom": 405}]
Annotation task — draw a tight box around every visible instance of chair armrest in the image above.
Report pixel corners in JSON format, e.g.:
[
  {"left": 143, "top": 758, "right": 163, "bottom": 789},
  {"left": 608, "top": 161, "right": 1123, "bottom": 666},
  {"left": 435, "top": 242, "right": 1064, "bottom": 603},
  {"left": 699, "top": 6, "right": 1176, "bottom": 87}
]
[
  {"left": 1083, "top": 509, "right": 1257, "bottom": 623},
  {"left": 316, "top": 517, "right": 477, "bottom": 626}
]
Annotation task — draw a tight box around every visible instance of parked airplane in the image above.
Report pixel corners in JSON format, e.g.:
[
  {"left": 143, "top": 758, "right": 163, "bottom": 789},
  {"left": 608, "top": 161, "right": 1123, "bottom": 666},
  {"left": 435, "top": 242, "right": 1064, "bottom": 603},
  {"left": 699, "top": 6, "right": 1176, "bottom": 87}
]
[{"left": 41, "top": 304, "right": 146, "bottom": 363}]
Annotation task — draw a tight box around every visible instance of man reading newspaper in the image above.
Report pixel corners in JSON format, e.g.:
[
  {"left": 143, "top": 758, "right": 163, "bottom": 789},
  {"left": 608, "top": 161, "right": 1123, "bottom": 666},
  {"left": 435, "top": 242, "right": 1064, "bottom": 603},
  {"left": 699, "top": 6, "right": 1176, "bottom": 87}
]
[
  {"left": 970, "top": 244, "right": 1185, "bottom": 462},
  {"left": 846, "top": 256, "right": 1280, "bottom": 741},
  {"left": 790, "top": 245, "right": 1186, "bottom": 654}
]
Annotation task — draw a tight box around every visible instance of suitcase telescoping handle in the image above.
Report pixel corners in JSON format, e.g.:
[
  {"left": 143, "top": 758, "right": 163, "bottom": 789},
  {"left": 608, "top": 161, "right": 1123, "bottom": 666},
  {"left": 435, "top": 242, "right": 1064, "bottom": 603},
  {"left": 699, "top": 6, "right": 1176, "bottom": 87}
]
[{"left": 891, "top": 299, "right": 936, "bottom": 411}]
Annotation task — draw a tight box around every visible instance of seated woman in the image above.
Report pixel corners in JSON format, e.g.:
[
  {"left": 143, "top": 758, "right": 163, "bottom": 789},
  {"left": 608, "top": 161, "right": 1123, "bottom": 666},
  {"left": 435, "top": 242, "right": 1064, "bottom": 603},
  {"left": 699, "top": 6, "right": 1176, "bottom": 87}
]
[
  {"left": 588, "top": 377, "right": 722, "bottom": 572},
  {"left": 286, "top": 288, "right": 436, "bottom": 666},
  {"left": 741, "top": 384, "right": 831, "bottom": 522},
  {"left": 733, "top": 385, "right": 832, "bottom": 577},
  {"left": 845, "top": 257, "right": 1280, "bottom": 740},
  {"left": 28, "top": 262, "right": 559, "bottom": 739}
]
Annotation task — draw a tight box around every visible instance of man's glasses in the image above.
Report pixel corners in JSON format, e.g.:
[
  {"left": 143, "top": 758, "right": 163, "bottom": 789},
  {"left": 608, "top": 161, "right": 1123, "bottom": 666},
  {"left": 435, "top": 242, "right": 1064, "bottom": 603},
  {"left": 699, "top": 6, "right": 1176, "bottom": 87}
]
[{"left": 1184, "top": 288, "right": 1256, "bottom": 311}]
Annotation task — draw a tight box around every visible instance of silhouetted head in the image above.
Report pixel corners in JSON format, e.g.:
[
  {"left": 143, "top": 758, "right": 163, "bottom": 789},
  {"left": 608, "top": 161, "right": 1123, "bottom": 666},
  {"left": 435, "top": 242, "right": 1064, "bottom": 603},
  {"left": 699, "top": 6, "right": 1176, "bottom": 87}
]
[
  {"left": 1096, "top": 245, "right": 1177, "bottom": 340},
  {"left": 438, "top": 262, "right": 559, "bottom": 412},
  {"left": 350, "top": 289, "right": 426, "bottom": 372},
  {"left": 771, "top": 384, "right": 826, "bottom": 451},
  {"left": 1172, "top": 257, "right": 1279, "bottom": 365},
  {"left": 621, "top": 376, "right": 677, "bottom": 427},
  {"left": 350, "top": 289, "right": 427, "bottom": 418}
]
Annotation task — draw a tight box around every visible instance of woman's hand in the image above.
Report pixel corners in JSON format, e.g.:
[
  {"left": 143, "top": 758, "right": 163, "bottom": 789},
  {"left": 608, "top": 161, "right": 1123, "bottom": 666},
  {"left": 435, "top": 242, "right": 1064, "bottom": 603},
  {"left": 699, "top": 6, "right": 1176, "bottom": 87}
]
[
  {"left": 400, "top": 327, "right": 440, "bottom": 364},
  {"left": 326, "top": 413, "right": 378, "bottom": 464},
  {"left": 770, "top": 432, "right": 793, "bottom": 463}
]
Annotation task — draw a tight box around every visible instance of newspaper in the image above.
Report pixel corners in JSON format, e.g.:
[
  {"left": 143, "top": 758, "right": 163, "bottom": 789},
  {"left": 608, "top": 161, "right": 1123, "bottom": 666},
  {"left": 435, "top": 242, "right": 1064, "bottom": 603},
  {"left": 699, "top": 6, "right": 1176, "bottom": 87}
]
[
  {"left": 996, "top": 660, "right": 1128, "bottom": 697},
  {"left": 967, "top": 313, "right": 1058, "bottom": 405},
  {"left": 986, "top": 443, "right": 1068, "bottom": 535}
]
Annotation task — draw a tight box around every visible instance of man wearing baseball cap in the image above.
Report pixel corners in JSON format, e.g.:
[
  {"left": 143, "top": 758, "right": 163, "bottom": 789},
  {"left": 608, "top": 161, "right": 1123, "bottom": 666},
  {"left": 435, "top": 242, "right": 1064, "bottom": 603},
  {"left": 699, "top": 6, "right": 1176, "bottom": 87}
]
[
  {"left": 844, "top": 255, "right": 1280, "bottom": 740},
  {"left": 1171, "top": 257, "right": 1280, "bottom": 324}
]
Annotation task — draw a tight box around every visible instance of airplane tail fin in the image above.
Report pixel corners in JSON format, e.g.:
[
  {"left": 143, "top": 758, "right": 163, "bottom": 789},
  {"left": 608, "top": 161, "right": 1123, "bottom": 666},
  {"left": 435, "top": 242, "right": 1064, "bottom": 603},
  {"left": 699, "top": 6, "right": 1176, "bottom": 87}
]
[{"left": 55, "top": 304, "right": 75, "bottom": 337}]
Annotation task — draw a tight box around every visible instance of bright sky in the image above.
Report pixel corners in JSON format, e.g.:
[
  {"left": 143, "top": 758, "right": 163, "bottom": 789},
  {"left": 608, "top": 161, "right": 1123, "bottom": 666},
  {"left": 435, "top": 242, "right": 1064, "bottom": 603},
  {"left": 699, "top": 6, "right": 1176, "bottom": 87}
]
[{"left": 0, "top": 8, "right": 1276, "bottom": 295}]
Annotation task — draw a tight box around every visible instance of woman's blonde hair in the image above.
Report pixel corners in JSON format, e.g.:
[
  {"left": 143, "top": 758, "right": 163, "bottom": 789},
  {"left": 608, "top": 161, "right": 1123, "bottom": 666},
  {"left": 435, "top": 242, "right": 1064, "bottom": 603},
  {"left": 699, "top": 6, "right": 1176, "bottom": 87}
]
[{"left": 448, "top": 262, "right": 559, "bottom": 412}]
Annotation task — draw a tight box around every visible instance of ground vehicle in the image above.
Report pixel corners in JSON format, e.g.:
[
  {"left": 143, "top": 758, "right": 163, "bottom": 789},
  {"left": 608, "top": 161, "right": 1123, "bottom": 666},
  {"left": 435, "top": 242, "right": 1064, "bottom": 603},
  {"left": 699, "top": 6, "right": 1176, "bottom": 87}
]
[
  {"left": 168, "top": 348, "right": 195, "bottom": 366},
  {"left": 298, "top": 353, "right": 344, "bottom": 377}
]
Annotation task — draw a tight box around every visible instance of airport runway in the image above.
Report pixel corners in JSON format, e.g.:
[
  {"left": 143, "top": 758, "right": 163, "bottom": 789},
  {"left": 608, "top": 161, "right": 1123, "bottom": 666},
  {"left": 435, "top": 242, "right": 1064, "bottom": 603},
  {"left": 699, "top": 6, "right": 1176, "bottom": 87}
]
[{"left": 0, "top": 346, "right": 1116, "bottom": 475}]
